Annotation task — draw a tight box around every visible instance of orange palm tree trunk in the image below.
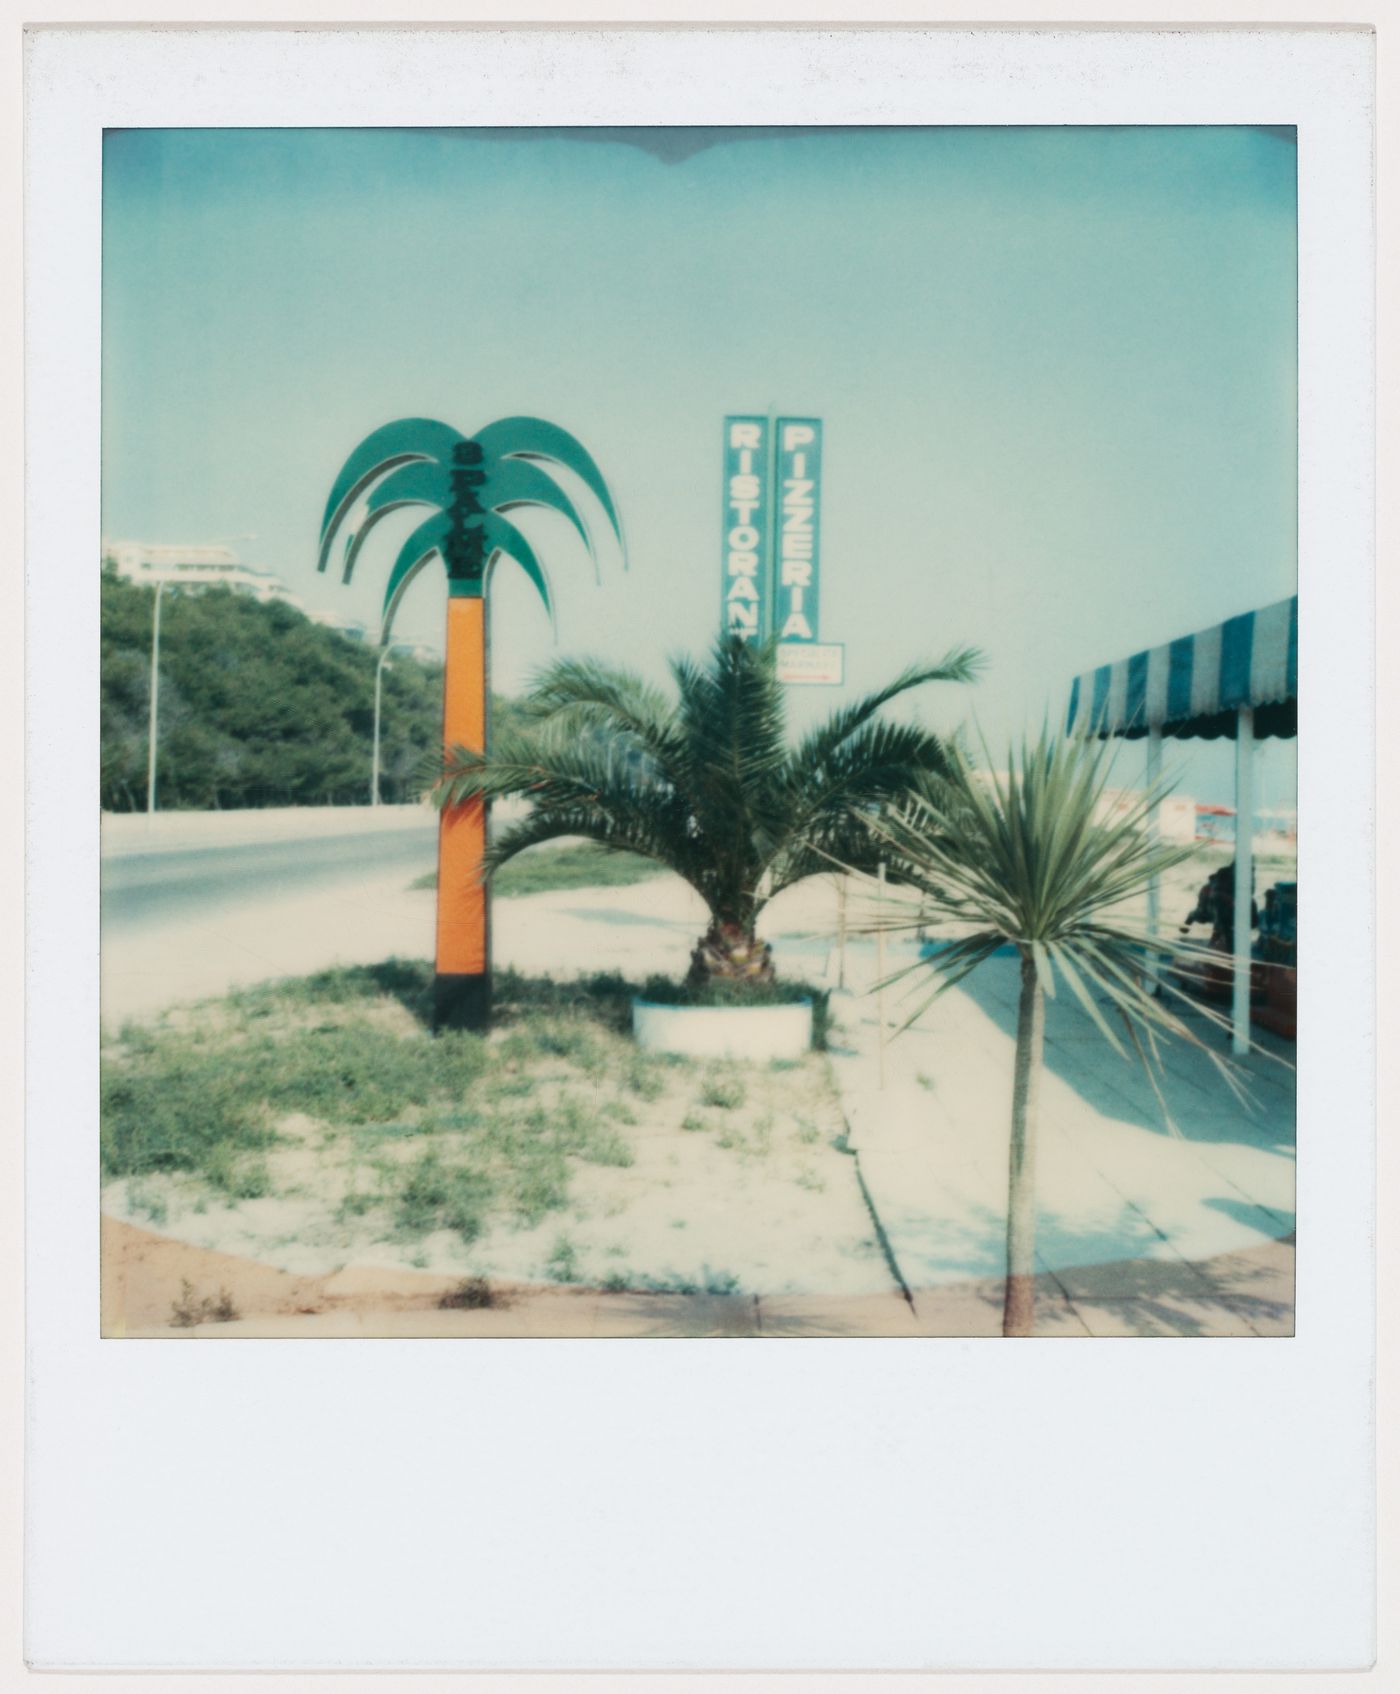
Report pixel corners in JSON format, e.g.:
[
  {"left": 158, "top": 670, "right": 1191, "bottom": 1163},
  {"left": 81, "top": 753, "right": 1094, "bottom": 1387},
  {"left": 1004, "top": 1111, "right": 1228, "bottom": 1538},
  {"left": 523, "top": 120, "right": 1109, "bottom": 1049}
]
[{"left": 433, "top": 594, "right": 490, "bottom": 1029}]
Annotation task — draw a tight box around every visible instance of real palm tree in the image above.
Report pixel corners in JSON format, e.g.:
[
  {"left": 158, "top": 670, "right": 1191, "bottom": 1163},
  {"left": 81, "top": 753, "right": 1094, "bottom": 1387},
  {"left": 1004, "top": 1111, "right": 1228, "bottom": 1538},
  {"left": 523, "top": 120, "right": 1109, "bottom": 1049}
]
[
  {"left": 318, "top": 415, "right": 624, "bottom": 1028},
  {"left": 859, "top": 730, "right": 1237, "bottom": 1337},
  {"left": 434, "top": 633, "right": 981, "bottom": 986}
]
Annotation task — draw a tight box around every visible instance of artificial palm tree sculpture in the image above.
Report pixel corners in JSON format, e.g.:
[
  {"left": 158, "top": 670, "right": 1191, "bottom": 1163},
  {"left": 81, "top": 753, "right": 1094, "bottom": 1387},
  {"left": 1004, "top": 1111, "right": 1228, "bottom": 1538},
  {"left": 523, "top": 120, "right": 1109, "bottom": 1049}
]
[
  {"left": 859, "top": 731, "right": 1238, "bottom": 1337},
  {"left": 319, "top": 416, "right": 625, "bottom": 1029},
  {"left": 434, "top": 633, "right": 981, "bottom": 986}
]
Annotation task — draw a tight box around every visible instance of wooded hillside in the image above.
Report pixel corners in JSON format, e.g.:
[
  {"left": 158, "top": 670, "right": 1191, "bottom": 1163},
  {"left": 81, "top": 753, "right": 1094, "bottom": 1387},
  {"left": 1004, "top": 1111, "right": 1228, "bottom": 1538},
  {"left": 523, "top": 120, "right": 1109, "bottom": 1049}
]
[{"left": 101, "top": 570, "right": 446, "bottom": 810}]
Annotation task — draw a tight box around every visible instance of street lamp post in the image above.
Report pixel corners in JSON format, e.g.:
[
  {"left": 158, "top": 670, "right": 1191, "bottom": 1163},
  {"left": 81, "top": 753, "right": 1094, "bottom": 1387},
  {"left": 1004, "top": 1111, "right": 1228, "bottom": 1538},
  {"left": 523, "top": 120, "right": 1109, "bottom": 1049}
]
[
  {"left": 371, "top": 639, "right": 406, "bottom": 806},
  {"left": 146, "top": 578, "right": 166, "bottom": 814}
]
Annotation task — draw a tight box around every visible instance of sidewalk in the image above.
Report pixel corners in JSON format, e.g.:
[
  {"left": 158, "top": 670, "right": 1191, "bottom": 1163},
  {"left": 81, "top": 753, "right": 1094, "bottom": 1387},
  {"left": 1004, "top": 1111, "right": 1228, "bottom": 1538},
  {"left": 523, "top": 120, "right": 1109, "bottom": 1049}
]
[
  {"left": 104, "top": 1216, "right": 1290, "bottom": 1339},
  {"left": 823, "top": 933, "right": 1295, "bottom": 1337}
]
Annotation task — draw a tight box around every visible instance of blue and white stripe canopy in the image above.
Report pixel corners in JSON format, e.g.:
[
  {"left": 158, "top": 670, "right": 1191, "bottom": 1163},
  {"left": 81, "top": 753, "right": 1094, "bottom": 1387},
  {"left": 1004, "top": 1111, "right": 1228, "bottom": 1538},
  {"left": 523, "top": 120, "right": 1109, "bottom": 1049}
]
[{"left": 1068, "top": 595, "right": 1297, "bottom": 742}]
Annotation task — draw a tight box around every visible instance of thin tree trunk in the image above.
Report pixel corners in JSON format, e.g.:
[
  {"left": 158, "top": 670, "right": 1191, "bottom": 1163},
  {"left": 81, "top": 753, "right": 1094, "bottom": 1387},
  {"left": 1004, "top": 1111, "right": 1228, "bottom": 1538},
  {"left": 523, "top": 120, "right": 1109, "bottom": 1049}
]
[{"left": 1002, "top": 951, "right": 1046, "bottom": 1337}]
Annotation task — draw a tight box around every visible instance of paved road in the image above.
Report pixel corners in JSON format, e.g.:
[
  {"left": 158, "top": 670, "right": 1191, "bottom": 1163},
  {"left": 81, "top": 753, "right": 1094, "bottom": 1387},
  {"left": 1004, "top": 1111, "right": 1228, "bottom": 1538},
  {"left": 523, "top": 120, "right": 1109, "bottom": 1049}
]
[{"left": 101, "top": 824, "right": 439, "bottom": 932}]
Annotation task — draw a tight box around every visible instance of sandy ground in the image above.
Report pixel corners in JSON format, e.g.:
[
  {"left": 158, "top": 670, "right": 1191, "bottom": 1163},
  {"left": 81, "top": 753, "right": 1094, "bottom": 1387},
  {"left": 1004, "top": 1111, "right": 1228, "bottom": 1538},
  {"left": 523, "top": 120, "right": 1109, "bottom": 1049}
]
[
  {"left": 101, "top": 862, "right": 439, "bottom": 1029},
  {"left": 101, "top": 868, "right": 899, "bottom": 1327},
  {"left": 99, "top": 856, "right": 845, "bottom": 1029},
  {"left": 103, "top": 1214, "right": 1292, "bottom": 1340},
  {"left": 100, "top": 839, "right": 1295, "bottom": 1032},
  {"left": 101, "top": 1034, "right": 891, "bottom": 1299}
]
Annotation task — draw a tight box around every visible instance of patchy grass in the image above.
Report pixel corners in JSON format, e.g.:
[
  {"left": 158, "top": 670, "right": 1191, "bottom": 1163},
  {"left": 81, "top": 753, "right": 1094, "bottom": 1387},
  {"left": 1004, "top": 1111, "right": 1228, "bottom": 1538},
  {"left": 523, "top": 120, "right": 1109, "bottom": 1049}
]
[
  {"left": 412, "top": 842, "right": 664, "bottom": 899},
  {"left": 101, "top": 1047, "right": 279, "bottom": 1201},
  {"left": 392, "top": 1149, "right": 495, "bottom": 1245},
  {"left": 101, "top": 959, "right": 861, "bottom": 1293},
  {"left": 546, "top": 1234, "right": 582, "bottom": 1284},
  {"left": 102, "top": 962, "right": 664, "bottom": 1264},
  {"left": 699, "top": 1065, "right": 748, "bottom": 1111},
  {"left": 599, "top": 1267, "right": 743, "bottom": 1297}
]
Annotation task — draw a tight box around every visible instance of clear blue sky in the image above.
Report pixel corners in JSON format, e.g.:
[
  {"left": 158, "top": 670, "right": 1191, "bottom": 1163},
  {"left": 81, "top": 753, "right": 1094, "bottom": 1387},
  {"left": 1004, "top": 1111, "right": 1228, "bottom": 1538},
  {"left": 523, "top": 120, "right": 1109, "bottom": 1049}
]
[{"left": 102, "top": 124, "right": 1297, "bottom": 805}]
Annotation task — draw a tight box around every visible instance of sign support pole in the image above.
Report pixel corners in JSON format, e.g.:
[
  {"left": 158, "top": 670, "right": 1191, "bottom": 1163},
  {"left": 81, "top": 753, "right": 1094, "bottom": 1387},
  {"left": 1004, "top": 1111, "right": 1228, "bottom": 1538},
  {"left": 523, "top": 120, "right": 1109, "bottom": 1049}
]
[
  {"left": 1144, "top": 723, "right": 1162, "bottom": 995},
  {"left": 1231, "top": 705, "right": 1255, "bottom": 1056},
  {"left": 763, "top": 402, "right": 778, "bottom": 640},
  {"left": 146, "top": 580, "right": 164, "bottom": 815},
  {"left": 876, "top": 860, "right": 888, "bottom": 1090}
]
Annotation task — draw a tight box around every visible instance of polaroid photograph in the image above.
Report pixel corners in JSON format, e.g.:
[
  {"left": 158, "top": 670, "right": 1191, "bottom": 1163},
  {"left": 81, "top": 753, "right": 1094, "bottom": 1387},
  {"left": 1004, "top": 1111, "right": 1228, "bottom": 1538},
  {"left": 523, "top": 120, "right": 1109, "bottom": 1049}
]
[{"left": 24, "top": 22, "right": 1376, "bottom": 1675}]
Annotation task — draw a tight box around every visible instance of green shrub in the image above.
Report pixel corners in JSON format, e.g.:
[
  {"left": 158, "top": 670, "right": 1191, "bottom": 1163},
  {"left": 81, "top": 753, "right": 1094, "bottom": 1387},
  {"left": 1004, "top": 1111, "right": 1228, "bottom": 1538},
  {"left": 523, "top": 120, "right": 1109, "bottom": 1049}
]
[
  {"left": 509, "top": 1153, "right": 571, "bottom": 1226},
  {"left": 100, "top": 1044, "right": 276, "bottom": 1197},
  {"left": 438, "top": 1276, "right": 499, "bottom": 1310},
  {"left": 392, "top": 1150, "right": 493, "bottom": 1245},
  {"left": 546, "top": 1235, "right": 581, "bottom": 1283},
  {"left": 699, "top": 1067, "right": 747, "bottom": 1111},
  {"left": 624, "top": 1054, "right": 668, "bottom": 1100}
]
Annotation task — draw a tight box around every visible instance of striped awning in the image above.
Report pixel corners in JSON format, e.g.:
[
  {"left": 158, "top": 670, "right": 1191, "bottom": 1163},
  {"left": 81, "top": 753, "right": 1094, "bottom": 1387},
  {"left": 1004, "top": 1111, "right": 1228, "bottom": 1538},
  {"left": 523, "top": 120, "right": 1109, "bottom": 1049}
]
[{"left": 1068, "top": 595, "right": 1297, "bottom": 742}]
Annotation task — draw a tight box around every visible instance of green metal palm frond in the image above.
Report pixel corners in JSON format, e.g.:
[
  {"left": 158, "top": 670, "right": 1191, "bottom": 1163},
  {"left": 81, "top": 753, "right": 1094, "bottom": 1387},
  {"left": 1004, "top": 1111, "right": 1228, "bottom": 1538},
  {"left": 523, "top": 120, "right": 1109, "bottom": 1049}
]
[
  {"left": 318, "top": 418, "right": 466, "bottom": 576},
  {"left": 340, "top": 459, "right": 453, "bottom": 584},
  {"left": 318, "top": 413, "right": 625, "bottom": 641},
  {"left": 480, "top": 514, "right": 557, "bottom": 633},
  {"left": 350, "top": 453, "right": 591, "bottom": 591},
  {"left": 383, "top": 510, "right": 558, "bottom": 640},
  {"left": 486, "top": 457, "right": 591, "bottom": 552},
  {"left": 380, "top": 511, "right": 452, "bottom": 637},
  {"left": 474, "top": 416, "right": 628, "bottom": 580}
]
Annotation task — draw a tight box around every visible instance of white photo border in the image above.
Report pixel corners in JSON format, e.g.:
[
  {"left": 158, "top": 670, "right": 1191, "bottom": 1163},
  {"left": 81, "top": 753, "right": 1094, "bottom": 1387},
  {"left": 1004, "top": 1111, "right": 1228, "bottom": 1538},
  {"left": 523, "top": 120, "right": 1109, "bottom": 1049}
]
[{"left": 24, "top": 24, "right": 1375, "bottom": 1673}]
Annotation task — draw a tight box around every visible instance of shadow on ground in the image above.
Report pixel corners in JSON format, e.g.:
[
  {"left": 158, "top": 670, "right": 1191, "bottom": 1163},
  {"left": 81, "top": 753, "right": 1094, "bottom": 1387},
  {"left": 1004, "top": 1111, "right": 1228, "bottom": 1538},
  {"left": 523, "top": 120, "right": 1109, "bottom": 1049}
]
[
  {"left": 233, "top": 959, "right": 650, "bottom": 1036},
  {"left": 951, "top": 957, "right": 1295, "bottom": 1155}
]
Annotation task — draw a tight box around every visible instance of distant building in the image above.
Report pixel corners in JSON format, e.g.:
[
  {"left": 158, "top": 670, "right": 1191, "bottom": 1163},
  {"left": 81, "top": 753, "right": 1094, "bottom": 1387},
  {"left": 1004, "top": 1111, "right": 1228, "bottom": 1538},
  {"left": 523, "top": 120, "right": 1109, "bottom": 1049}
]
[
  {"left": 1192, "top": 803, "right": 1297, "bottom": 850},
  {"left": 102, "top": 540, "right": 303, "bottom": 610},
  {"left": 397, "top": 640, "right": 443, "bottom": 668},
  {"left": 306, "top": 608, "right": 370, "bottom": 643},
  {"left": 1160, "top": 796, "right": 1200, "bottom": 843},
  {"left": 304, "top": 612, "right": 441, "bottom": 664},
  {"left": 1096, "top": 791, "right": 1295, "bottom": 849}
]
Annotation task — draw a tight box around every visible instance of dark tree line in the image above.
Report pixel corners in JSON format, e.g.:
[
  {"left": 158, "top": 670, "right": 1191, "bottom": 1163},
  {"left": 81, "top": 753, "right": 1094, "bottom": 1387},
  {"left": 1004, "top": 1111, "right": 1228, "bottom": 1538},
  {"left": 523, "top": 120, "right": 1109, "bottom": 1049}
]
[{"left": 100, "top": 569, "right": 451, "bottom": 811}]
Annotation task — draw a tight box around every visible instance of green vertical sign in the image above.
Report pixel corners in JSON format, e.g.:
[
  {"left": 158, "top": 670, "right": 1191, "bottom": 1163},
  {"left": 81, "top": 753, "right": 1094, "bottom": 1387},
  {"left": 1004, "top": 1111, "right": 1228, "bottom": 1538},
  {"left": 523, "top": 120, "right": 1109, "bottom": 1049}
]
[
  {"left": 773, "top": 417, "right": 822, "bottom": 643},
  {"left": 721, "top": 415, "right": 772, "bottom": 641}
]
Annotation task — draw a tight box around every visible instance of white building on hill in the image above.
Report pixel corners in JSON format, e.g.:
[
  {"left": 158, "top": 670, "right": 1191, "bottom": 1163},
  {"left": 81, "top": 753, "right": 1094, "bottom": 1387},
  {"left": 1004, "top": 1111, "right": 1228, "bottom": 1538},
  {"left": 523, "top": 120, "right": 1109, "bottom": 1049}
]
[
  {"left": 306, "top": 608, "right": 370, "bottom": 642},
  {"left": 102, "top": 540, "right": 302, "bottom": 609},
  {"left": 304, "top": 610, "right": 441, "bottom": 664}
]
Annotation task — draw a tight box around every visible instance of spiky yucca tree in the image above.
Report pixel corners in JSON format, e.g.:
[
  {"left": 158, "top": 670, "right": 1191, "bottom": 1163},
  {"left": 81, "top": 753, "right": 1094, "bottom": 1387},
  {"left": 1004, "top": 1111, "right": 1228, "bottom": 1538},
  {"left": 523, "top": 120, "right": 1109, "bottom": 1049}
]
[
  {"left": 319, "top": 416, "right": 624, "bottom": 1029},
  {"left": 435, "top": 633, "right": 981, "bottom": 987},
  {"left": 861, "top": 731, "right": 1236, "bottom": 1337}
]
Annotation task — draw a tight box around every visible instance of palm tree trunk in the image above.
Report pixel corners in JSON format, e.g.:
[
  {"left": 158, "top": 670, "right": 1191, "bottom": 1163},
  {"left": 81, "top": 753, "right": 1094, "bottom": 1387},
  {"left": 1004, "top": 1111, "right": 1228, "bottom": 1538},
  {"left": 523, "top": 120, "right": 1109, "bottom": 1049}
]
[
  {"left": 1002, "top": 951, "right": 1046, "bottom": 1337},
  {"left": 688, "top": 920, "right": 775, "bottom": 987},
  {"left": 434, "top": 593, "right": 490, "bottom": 1030}
]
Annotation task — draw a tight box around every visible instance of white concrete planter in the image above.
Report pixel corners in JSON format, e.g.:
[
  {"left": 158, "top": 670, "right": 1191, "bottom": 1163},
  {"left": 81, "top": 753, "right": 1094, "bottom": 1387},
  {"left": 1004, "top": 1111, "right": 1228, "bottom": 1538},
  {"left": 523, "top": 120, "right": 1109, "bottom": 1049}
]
[{"left": 632, "top": 996, "right": 813, "bottom": 1060}]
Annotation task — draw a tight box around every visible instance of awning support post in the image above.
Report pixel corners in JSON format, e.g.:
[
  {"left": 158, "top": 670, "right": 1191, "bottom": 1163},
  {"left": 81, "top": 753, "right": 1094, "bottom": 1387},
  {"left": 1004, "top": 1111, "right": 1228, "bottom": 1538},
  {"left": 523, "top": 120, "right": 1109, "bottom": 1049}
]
[
  {"left": 1145, "top": 724, "right": 1162, "bottom": 995},
  {"left": 1232, "top": 705, "right": 1255, "bottom": 1055}
]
